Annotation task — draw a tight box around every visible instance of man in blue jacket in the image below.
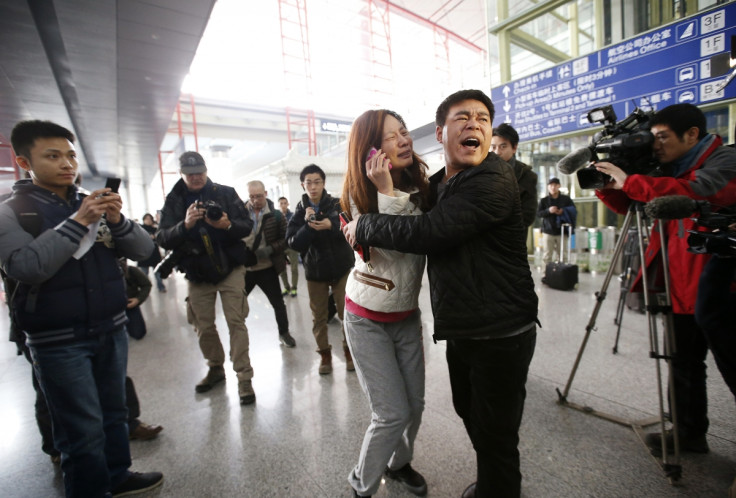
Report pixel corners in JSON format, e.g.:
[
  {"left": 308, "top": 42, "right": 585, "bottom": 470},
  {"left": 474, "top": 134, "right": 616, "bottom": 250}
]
[{"left": 0, "top": 120, "right": 162, "bottom": 497}]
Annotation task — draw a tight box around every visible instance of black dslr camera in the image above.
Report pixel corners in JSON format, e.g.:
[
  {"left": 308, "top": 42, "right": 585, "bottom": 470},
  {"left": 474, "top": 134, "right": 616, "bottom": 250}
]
[
  {"left": 197, "top": 200, "right": 224, "bottom": 221},
  {"left": 576, "top": 105, "right": 659, "bottom": 189}
]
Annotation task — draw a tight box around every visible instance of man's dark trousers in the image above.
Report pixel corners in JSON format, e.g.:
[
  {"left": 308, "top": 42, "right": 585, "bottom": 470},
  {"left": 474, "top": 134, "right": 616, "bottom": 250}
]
[
  {"left": 245, "top": 267, "right": 289, "bottom": 335},
  {"left": 695, "top": 255, "right": 736, "bottom": 399},
  {"left": 446, "top": 327, "right": 536, "bottom": 497},
  {"left": 671, "top": 314, "right": 710, "bottom": 437}
]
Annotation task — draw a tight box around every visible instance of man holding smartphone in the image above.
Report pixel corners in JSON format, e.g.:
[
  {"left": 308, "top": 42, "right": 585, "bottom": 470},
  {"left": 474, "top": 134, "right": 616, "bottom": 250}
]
[
  {"left": 286, "top": 164, "right": 355, "bottom": 374},
  {"left": 0, "top": 120, "right": 162, "bottom": 497}
]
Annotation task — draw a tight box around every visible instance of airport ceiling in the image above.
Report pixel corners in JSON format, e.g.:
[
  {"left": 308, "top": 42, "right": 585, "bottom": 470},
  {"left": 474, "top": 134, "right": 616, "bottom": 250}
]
[{"left": 0, "top": 0, "right": 487, "bottom": 190}]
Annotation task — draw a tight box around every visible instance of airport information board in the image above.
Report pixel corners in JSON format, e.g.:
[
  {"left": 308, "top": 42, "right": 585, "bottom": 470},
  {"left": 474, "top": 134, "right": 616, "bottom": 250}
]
[{"left": 490, "top": 4, "right": 736, "bottom": 141}]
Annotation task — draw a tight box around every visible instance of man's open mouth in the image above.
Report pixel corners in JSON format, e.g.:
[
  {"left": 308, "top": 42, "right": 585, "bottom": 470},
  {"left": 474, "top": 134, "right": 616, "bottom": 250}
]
[{"left": 462, "top": 138, "right": 480, "bottom": 148}]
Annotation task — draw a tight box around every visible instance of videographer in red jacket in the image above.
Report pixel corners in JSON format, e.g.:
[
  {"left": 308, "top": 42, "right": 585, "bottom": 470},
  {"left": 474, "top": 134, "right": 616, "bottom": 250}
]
[{"left": 594, "top": 103, "right": 736, "bottom": 457}]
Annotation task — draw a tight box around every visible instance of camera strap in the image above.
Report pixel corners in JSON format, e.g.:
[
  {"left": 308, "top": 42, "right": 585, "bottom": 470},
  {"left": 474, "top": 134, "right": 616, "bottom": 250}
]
[{"left": 199, "top": 226, "right": 225, "bottom": 275}]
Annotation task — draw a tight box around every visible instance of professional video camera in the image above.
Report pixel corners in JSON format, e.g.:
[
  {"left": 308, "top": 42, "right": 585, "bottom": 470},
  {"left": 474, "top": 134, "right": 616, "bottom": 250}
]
[
  {"left": 557, "top": 105, "right": 659, "bottom": 189},
  {"left": 197, "top": 200, "right": 224, "bottom": 221},
  {"left": 645, "top": 195, "right": 736, "bottom": 256}
]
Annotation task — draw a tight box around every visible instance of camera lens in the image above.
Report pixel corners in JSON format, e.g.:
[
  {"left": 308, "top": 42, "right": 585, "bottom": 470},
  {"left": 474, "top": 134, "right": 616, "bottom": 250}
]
[
  {"left": 308, "top": 214, "right": 316, "bottom": 222},
  {"left": 206, "top": 205, "right": 223, "bottom": 221}
]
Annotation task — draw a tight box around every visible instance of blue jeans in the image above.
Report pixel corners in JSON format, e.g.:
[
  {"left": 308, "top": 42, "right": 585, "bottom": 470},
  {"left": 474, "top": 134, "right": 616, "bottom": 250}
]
[
  {"left": 30, "top": 327, "right": 131, "bottom": 498},
  {"left": 140, "top": 265, "right": 165, "bottom": 290},
  {"left": 447, "top": 327, "right": 537, "bottom": 498}
]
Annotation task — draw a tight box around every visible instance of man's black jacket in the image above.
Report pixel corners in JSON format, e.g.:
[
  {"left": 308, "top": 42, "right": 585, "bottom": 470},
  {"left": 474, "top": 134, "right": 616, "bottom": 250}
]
[
  {"left": 156, "top": 178, "right": 252, "bottom": 283},
  {"left": 355, "top": 153, "right": 538, "bottom": 341},
  {"left": 286, "top": 191, "right": 354, "bottom": 282}
]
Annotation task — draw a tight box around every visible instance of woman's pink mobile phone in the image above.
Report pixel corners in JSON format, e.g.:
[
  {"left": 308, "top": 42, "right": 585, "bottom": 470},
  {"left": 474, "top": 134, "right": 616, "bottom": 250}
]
[{"left": 366, "top": 147, "right": 391, "bottom": 169}]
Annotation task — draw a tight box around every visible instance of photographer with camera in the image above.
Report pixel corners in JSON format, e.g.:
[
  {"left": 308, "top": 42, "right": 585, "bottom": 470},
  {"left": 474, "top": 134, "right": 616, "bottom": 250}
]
[
  {"left": 594, "top": 103, "right": 736, "bottom": 457},
  {"left": 286, "top": 164, "right": 355, "bottom": 375},
  {"left": 156, "top": 151, "right": 257, "bottom": 405}
]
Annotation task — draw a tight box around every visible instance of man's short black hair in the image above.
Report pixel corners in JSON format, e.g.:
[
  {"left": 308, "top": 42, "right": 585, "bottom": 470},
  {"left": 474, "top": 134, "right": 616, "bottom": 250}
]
[
  {"left": 650, "top": 103, "right": 707, "bottom": 140},
  {"left": 10, "top": 120, "right": 75, "bottom": 159},
  {"left": 492, "top": 123, "right": 519, "bottom": 148},
  {"left": 299, "top": 163, "right": 325, "bottom": 182},
  {"left": 278, "top": 196, "right": 287, "bottom": 202},
  {"left": 435, "top": 89, "right": 495, "bottom": 128}
]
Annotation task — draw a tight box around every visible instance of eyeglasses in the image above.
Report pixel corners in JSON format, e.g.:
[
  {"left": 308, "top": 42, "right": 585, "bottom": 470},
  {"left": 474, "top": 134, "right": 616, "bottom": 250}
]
[
  {"left": 303, "top": 180, "right": 323, "bottom": 187},
  {"left": 249, "top": 194, "right": 265, "bottom": 200}
]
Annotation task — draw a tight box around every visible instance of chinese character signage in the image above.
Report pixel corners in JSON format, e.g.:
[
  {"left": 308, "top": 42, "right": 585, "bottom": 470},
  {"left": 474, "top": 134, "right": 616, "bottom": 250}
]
[{"left": 490, "top": 4, "right": 736, "bottom": 141}]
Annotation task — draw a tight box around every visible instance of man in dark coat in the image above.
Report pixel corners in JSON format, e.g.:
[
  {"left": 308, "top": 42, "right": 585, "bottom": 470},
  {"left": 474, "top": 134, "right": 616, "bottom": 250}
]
[
  {"left": 491, "top": 122, "right": 538, "bottom": 228},
  {"left": 156, "top": 151, "right": 256, "bottom": 404},
  {"left": 244, "top": 180, "right": 295, "bottom": 348},
  {"left": 286, "top": 164, "right": 355, "bottom": 375},
  {"left": 537, "top": 177, "right": 576, "bottom": 265},
  {"left": 343, "top": 90, "right": 538, "bottom": 498}
]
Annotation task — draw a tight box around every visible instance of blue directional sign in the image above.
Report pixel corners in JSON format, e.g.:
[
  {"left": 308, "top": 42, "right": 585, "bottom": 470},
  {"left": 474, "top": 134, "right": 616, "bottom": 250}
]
[{"left": 490, "top": 4, "right": 736, "bottom": 141}]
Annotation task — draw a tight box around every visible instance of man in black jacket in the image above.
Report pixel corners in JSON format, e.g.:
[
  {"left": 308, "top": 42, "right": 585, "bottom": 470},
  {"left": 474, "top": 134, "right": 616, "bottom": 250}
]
[
  {"left": 491, "top": 122, "right": 538, "bottom": 228},
  {"left": 244, "top": 180, "right": 295, "bottom": 348},
  {"left": 537, "top": 177, "right": 576, "bottom": 266},
  {"left": 343, "top": 90, "right": 538, "bottom": 498},
  {"left": 286, "top": 164, "right": 355, "bottom": 375},
  {"left": 156, "top": 152, "right": 256, "bottom": 405}
]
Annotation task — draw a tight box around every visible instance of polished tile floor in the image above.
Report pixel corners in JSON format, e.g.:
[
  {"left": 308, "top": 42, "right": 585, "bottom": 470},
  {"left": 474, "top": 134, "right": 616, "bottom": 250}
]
[{"left": 1, "top": 264, "right": 734, "bottom": 497}]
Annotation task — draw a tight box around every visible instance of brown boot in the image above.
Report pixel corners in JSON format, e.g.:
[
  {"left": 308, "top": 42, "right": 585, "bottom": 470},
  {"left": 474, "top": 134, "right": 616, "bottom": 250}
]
[
  {"left": 195, "top": 366, "right": 226, "bottom": 393},
  {"left": 317, "top": 348, "right": 333, "bottom": 375},
  {"left": 343, "top": 345, "right": 355, "bottom": 371}
]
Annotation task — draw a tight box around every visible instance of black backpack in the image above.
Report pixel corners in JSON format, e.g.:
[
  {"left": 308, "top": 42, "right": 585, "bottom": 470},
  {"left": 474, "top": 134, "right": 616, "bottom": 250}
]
[{"left": 1, "top": 194, "right": 47, "bottom": 349}]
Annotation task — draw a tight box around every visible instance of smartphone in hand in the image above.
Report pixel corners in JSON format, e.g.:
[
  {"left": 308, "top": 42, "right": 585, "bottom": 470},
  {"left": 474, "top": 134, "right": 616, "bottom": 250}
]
[
  {"left": 104, "top": 177, "right": 121, "bottom": 194},
  {"left": 366, "top": 147, "right": 391, "bottom": 169}
]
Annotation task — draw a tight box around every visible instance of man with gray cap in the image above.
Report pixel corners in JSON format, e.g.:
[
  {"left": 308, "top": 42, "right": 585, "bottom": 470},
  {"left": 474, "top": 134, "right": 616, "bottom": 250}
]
[{"left": 156, "top": 151, "right": 257, "bottom": 404}]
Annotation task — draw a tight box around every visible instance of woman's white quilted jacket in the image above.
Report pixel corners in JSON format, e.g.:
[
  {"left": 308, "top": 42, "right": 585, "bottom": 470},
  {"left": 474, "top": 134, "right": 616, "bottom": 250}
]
[{"left": 345, "top": 189, "right": 426, "bottom": 313}]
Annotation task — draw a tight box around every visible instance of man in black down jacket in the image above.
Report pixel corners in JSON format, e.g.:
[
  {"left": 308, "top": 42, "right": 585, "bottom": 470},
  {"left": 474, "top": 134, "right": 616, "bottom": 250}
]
[
  {"left": 343, "top": 90, "right": 538, "bottom": 498},
  {"left": 286, "top": 164, "right": 355, "bottom": 375},
  {"left": 156, "top": 152, "right": 256, "bottom": 405}
]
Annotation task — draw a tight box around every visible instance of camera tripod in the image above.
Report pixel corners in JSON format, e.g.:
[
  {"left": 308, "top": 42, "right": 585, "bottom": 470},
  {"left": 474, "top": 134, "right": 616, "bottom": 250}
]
[
  {"left": 612, "top": 226, "right": 647, "bottom": 354},
  {"left": 555, "top": 201, "right": 682, "bottom": 483}
]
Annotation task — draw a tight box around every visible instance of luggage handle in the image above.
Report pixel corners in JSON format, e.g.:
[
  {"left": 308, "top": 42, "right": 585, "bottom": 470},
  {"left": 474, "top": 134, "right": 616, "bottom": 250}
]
[{"left": 559, "top": 223, "right": 572, "bottom": 264}]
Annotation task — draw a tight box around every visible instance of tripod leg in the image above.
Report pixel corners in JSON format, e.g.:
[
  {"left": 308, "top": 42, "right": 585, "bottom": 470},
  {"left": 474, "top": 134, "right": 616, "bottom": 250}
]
[
  {"left": 636, "top": 210, "right": 681, "bottom": 480},
  {"left": 557, "top": 209, "right": 634, "bottom": 402},
  {"left": 613, "top": 288, "right": 627, "bottom": 354}
]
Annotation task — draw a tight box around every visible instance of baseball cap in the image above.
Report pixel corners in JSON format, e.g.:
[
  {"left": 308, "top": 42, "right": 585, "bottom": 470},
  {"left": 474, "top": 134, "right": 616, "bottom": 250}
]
[
  {"left": 179, "top": 151, "right": 207, "bottom": 174},
  {"left": 548, "top": 177, "right": 561, "bottom": 185}
]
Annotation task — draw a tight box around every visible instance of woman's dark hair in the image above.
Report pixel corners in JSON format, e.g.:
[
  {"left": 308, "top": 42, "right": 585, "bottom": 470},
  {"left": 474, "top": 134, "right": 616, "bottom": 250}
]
[{"left": 341, "top": 109, "right": 429, "bottom": 215}]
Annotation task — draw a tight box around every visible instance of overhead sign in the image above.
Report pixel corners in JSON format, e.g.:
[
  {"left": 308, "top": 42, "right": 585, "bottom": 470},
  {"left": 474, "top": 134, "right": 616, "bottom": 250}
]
[{"left": 490, "top": 4, "right": 736, "bottom": 141}]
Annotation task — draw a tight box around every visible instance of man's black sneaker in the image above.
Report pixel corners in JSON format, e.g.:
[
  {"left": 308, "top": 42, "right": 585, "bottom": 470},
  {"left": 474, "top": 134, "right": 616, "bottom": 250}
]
[
  {"left": 111, "top": 471, "right": 163, "bottom": 497},
  {"left": 279, "top": 332, "right": 296, "bottom": 348},
  {"left": 352, "top": 487, "right": 371, "bottom": 498},
  {"left": 384, "top": 464, "right": 427, "bottom": 496},
  {"left": 461, "top": 482, "right": 476, "bottom": 498},
  {"left": 645, "top": 430, "right": 709, "bottom": 457}
]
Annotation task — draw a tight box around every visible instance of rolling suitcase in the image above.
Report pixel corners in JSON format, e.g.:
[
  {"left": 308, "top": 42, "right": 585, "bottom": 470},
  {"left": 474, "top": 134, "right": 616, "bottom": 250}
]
[{"left": 543, "top": 223, "right": 578, "bottom": 291}]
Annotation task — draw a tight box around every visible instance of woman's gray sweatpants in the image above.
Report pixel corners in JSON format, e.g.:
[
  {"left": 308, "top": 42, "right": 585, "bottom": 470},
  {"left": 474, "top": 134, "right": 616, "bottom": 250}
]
[{"left": 345, "top": 309, "right": 425, "bottom": 496}]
